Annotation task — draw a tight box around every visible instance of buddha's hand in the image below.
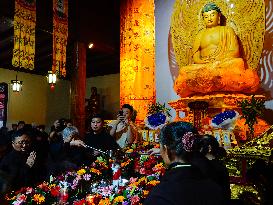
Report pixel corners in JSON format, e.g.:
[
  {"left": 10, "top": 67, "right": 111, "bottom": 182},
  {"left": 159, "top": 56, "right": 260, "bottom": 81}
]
[{"left": 26, "top": 151, "right": 36, "bottom": 168}]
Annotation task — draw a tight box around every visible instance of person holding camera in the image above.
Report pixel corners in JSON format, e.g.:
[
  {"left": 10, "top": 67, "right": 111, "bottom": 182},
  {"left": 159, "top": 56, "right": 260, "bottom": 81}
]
[{"left": 109, "top": 104, "right": 139, "bottom": 149}]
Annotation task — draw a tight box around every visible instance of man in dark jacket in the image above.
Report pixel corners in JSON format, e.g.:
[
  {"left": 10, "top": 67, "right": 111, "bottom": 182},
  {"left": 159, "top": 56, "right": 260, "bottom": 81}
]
[
  {"left": 0, "top": 129, "right": 37, "bottom": 190},
  {"left": 85, "top": 114, "right": 119, "bottom": 153}
]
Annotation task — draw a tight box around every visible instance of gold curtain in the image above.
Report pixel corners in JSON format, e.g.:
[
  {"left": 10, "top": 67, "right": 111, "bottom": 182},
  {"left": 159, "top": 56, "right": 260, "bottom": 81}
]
[
  {"left": 53, "top": 0, "right": 68, "bottom": 77},
  {"left": 120, "top": 0, "right": 156, "bottom": 123},
  {"left": 12, "top": 0, "right": 36, "bottom": 70}
]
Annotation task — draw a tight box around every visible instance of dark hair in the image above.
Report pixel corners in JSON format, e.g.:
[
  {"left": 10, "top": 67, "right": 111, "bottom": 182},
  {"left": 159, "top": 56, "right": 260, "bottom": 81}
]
[
  {"left": 17, "top": 121, "right": 25, "bottom": 125},
  {"left": 122, "top": 104, "right": 134, "bottom": 113},
  {"left": 91, "top": 113, "right": 104, "bottom": 121},
  {"left": 66, "top": 119, "right": 72, "bottom": 124},
  {"left": 37, "top": 125, "right": 45, "bottom": 130},
  {"left": 11, "top": 129, "right": 29, "bottom": 142},
  {"left": 198, "top": 134, "right": 226, "bottom": 159},
  {"left": 202, "top": 2, "right": 221, "bottom": 14},
  {"left": 160, "top": 122, "right": 198, "bottom": 160}
]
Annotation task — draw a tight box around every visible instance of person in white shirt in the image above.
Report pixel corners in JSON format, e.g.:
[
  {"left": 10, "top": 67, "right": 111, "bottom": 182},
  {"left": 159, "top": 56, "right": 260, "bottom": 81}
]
[{"left": 109, "top": 104, "right": 139, "bottom": 148}]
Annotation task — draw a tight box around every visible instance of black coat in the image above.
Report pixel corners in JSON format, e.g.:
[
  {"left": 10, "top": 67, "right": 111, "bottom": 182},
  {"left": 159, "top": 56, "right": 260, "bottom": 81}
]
[
  {"left": 85, "top": 130, "right": 119, "bottom": 151},
  {"left": 47, "top": 141, "right": 91, "bottom": 176},
  {"left": 190, "top": 152, "right": 231, "bottom": 202},
  {"left": 0, "top": 150, "right": 37, "bottom": 190},
  {"left": 144, "top": 162, "right": 225, "bottom": 205}
]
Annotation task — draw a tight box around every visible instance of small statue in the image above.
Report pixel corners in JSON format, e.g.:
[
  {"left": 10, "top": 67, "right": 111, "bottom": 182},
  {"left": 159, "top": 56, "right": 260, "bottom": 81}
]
[
  {"left": 86, "top": 87, "right": 100, "bottom": 120},
  {"left": 173, "top": 2, "right": 260, "bottom": 97}
]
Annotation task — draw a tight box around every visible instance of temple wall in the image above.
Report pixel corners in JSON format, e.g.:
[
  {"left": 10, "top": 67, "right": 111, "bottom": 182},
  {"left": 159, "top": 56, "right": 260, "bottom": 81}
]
[
  {"left": 0, "top": 68, "right": 71, "bottom": 130},
  {"left": 86, "top": 73, "right": 120, "bottom": 120}
]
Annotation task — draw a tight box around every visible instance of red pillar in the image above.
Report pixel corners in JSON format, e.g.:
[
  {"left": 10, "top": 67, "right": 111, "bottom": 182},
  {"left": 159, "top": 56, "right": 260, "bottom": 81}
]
[{"left": 71, "top": 42, "right": 86, "bottom": 136}]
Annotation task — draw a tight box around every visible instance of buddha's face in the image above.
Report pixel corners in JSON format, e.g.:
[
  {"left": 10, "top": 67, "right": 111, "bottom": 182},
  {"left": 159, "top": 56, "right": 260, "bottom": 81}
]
[{"left": 202, "top": 10, "right": 220, "bottom": 28}]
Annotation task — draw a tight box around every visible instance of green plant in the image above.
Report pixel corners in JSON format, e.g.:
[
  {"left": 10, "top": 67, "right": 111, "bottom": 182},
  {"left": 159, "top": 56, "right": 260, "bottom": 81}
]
[
  {"left": 239, "top": 95, "right": 265, "bottom": 137},
  {"left": 147, "top": 102, "right": 171, "bottom": 117}
]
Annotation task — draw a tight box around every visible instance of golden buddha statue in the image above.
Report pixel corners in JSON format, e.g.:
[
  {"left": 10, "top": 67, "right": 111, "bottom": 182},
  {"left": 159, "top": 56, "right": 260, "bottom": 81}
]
[{"left": 173, "top": 2, "right": 260, "bottom": 98}]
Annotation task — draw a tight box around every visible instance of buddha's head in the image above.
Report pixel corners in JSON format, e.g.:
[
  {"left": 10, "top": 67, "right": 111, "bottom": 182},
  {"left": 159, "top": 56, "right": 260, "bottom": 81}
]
[{"left": 202, "top": 3, "right": 221, "bottom": 28}]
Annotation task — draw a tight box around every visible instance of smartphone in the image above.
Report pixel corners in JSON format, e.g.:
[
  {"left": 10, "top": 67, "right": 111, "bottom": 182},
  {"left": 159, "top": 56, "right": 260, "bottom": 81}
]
[{"left": 119, "top": 110, "right": 123, "bottom": 116}]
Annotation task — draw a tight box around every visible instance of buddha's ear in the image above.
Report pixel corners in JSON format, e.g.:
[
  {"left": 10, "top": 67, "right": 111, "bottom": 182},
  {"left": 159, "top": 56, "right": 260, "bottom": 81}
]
[{"left": 218, "top": 13, "right": 221, "bottom": 24}]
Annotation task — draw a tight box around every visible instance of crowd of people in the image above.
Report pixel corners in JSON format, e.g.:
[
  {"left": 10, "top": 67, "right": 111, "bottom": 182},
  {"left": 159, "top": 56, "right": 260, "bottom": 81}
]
[
  {"left": 0, "top": 104, "right": 139, "bottom": 194},
  {"left": 0, "top": 104, "right": 272, "bottom": 204}
]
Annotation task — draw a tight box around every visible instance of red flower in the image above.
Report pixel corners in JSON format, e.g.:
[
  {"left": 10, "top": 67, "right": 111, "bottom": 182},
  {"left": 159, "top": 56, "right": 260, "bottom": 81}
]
[
  {"left": 50, "top": 186, "right": 60, "bottom": 197},
  {"left": 73, "top": 199, "right": 86, "bottom": 205}
]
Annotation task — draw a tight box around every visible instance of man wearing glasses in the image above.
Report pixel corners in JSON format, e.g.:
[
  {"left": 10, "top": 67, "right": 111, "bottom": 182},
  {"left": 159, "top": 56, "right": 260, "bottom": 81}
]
[{"left": 0, "top": 129, "right": 37, "bottom": 191}]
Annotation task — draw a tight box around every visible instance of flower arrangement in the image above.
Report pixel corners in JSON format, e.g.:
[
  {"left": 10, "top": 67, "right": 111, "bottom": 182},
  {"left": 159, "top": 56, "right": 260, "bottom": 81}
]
[
  {"left": 145, "top": 102, "right": 171, "bottom": 130},
  {"left": 5, "top": 143, "right": 165, "bottom": 205},
  {"left": 211, "top": 110, "right": 239, "bottom": 130}
]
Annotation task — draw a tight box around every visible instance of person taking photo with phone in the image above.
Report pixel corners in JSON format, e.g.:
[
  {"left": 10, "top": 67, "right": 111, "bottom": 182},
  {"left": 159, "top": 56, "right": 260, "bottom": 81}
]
[{"left": 109, "top": 104, "right": 139, "bottom": 148}]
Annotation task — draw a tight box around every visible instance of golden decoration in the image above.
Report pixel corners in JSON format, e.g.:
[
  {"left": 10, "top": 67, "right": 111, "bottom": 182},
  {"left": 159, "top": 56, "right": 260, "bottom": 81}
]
[
  {"left": 170, "top": 0, "right": 265, "bottom": 71},
  {"left": 230, "top": 184, "right": 259, "bottom": 200},
  {"left": 227, "top": 125, "right": 273, "bottom": 160}
]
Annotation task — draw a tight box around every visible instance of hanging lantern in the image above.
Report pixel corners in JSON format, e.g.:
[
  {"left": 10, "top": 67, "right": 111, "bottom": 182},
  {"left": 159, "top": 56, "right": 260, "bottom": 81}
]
[
  {"left": 11, "top": 75, "right": 23, "bottom": 92},
  {"left": 47, "top": 71, "right": 57, "bottom": 90}
]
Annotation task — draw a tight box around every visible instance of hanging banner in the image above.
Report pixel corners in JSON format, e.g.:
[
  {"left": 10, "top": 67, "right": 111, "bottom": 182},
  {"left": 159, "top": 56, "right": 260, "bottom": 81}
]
[
  {"left": 120, "top": 0, "right": 156, "bottom": 123},
  {"left": 12, "top": 0, "right": 36, "bottom": 70},
  {"left": 53, "top": 0, "right": 68, "bottom": 77}
]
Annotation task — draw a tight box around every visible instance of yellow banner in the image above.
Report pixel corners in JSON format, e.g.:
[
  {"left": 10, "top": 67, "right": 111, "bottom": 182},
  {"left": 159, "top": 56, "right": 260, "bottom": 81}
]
[
  {"left": 120, "top": 0, "right": 156, "bottom": 123},
  {"left": 53, "top": 0, "right": 68, "bottom": 77},
  {"left": 12, "top": 0, "right": 36, "bottom": 70}
]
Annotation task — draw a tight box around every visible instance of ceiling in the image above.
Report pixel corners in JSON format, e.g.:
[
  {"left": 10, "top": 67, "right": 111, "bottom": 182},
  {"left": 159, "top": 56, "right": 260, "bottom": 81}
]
[{"left": 0, "top": 0, "right": 120, "bottom": 79}]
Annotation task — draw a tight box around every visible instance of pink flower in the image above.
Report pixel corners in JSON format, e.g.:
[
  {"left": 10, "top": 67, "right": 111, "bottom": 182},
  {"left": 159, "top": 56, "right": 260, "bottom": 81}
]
[
  {"left": 129, "top": 177, "right": 137, "bottom": 183},
  {"left": 131, "top": 195, "right": 140, "bottom": 204},
  {"left": 71, "top": 179, "right": 79, "bottom": 189},
  {"left": 181, "top": 132, "right": 195, "bottom": 152},
  {"left": 25, "top": 187, "right": 33, "bottom": 194},
  {"left": 17, "top": 194, "right": 27, "bottom": 201},
  {"left": 140, "top": 168, "right": 146, "bottom": 174}
]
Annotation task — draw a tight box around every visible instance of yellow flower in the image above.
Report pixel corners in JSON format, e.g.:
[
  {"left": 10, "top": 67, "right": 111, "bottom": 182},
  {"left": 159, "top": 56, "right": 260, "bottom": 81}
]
[
  {"left": 90, "top": 168, "right": 101, "bottom": 175},
  {"left": 33, "top": 194, "right": 45, "bottom": 204},
  {"left": 98, "top": 198, "right": 111, "bottom": 205},
  {"left": 128, "top": 182, "right": 138, "bottom": 187},
  {"left": 5, "top": 195, "right": 16, "bottom": 201},
  {"left": 48, "top": 184, "right": 56, "bottom": 188},
  {"left": 143, "top": 190, "right": 149, "bottom": 197},
  {"left": 143, "top": 142, "right": 149, "bottom": 146},
  {"left": 113, "top": 196, "right": 125, "bottom": 203},
  {"left": 147, "top": 180, "right": 160, "bottom": 186},
  {"left": 154, "top": 163, "right": 164, "bottom": 169},
  {"left": 121, "top": 159, "right": 131, "bottom": 167},
  {"left": 138, "top": 176, "right": 147, "bottom": 183},
  {"left": 126, "top": 148, "right": 133, "bottom": 153},
  {"left": 154, "top": 143, "right": 160, "bottom": 148},
  {"left": 77, "top": 168, "right": 86, "bottom": 175}
]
